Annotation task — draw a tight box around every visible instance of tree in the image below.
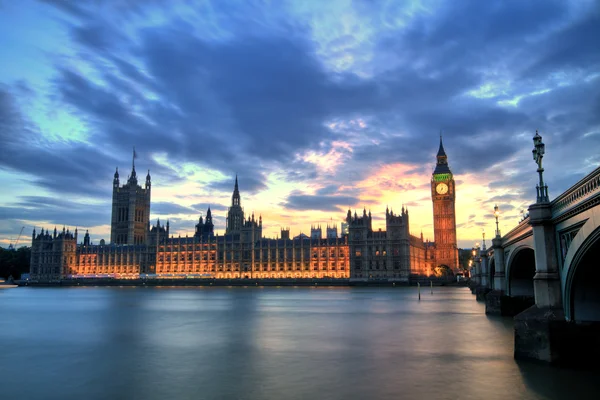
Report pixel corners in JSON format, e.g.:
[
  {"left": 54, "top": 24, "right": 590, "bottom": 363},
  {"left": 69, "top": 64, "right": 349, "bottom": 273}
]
[{"left": 0, "top": 246, "right": 31, "bottom": 280}]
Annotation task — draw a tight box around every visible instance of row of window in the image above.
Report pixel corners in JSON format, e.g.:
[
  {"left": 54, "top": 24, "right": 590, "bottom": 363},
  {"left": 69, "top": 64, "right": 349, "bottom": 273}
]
[
  {"left": 156, "top": 266, "right": 347, "bottom": 273},
  {"left": 156, "top": 252, "right": 348, "bottom": 261},
  {"left": 158, "top": 244, "right": 347, "bottom": 252},
  {"left": 354, "top": 248, "right": 401, "bottom": 257}
]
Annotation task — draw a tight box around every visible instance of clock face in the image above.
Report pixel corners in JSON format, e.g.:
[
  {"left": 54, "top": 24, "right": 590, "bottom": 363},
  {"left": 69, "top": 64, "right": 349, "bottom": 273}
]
[{"left": 436, "top": 183, "right": 449, "bottom": 194}]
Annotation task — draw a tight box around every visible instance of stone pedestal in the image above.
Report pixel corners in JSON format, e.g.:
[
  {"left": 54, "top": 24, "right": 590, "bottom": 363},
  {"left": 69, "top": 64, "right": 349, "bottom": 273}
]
[
  {"left": 514, "top": 306, "right": 566, "bottom": 363},
  {"left": 485, "top": 290, "right": 503, "bottom": 314},
  {"left": 528, "top": 202, "right": 562, "bottom": 308},
  {"left": 485, "top": 291, "right": 534, "bottom": 316},
  {"left": 515, "top": 306, "right": 600, "bottom": 365},
  {"left": 474, "top": 286, "right": 491, "bottom": 301},
  {"left": 479, "top": 251, "right": 489, "bottom": 289},
  {"left": 468, "top": 280, "right": 477, "bottom": 294},
  {"left": 492, "top": 236, "right": 506, "bottom": 292}
]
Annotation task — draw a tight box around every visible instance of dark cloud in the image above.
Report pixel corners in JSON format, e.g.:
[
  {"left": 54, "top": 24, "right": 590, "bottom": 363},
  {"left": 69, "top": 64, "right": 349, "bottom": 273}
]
[
  {"left": 283, "top": 192, "right": 358, "bottom": 212},
  {"left": 205, "top": 175, "right": 267, "bottom": 195},
  {"left": 151, "top": 202, "right": 199, "bottom": 216},
  {"left": 0, "top": 196, "right": 110, "bottom": 228},
  {"left": 190, "top": 203, "right": 228, "bottom": 213},
  {"left": 315, "top": 185, "right": 340, "bottom": 196}
]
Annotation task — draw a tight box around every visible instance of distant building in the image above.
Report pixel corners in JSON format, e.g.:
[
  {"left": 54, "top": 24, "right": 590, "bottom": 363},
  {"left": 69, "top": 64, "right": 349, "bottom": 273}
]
[
  {"left": 110, "top": 152, "right": 151, "bottom": 245},
  {"left": 346, "top": 206, "right": 432, "bottom": 281},
  {"left": 326, "top": 225, "right": 338, "bottom": 239},
  {"left": 30, "top": 138, "right": 457, "bottom": 281}
]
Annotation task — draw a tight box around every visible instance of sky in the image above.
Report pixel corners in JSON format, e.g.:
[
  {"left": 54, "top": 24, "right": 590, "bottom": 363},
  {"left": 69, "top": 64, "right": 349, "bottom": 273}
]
[{"left": 0, "top": 0, "right": 599, "bottom": 249}]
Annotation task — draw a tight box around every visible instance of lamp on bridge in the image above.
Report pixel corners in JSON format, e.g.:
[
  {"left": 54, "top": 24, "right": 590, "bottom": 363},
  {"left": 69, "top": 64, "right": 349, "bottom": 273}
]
[
  {"left": 532, "top": 130, "right": 549, "bottom": 202},
  {"left": 494, "top": 204, "right": 500, "bottom": 237}
]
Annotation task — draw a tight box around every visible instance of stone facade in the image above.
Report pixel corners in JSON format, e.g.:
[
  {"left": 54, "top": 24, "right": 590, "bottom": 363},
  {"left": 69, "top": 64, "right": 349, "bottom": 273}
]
[
  {"left": 346, "top": 207, "right": 433, "bottom": 281},
  {"left": 110, "top": 156, "right": 151, "bottom": 245}
]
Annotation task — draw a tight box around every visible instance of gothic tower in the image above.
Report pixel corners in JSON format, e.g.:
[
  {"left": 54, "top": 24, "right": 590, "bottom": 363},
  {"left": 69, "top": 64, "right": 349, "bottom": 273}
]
[
  {"left": 110, "top": 149, "right": 151, "bottom": 245},
  {"left": 431, "top": 137, "right": 458, "bottom": 271},
  {"left": 225, "top": 175, "right": 244, "bottom": 235},
  {"left": 194, "top": 206, "right": 215, "bottom": 240}
]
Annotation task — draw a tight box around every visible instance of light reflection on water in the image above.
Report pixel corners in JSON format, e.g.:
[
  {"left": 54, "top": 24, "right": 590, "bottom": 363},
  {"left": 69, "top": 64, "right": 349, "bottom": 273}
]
[{"left": 1, "top": 287, "right": 598, "bottom": 400}]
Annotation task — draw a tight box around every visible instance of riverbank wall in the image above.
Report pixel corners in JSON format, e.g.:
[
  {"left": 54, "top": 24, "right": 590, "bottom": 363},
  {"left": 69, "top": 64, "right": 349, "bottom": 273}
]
[{"left": 19, "top": 278, "right": 466, "bottom": 288}]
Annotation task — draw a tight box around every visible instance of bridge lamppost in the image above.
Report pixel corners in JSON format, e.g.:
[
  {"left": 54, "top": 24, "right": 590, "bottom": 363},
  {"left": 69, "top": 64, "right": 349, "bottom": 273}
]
[
  {"left": 471, "top": 247, "right": 479, "bottom": 286},
  {"left": 532, "top": 130, "right": 549, "bottom": 203},
  {"left": 480, "top": 233, "right": 489, "bottom": 289},
  {"left": 494, "top": 204, "right": 500, "bottom": 237},
  {"left": 491, "top": 205, "right": 506, "bottom": 297}
]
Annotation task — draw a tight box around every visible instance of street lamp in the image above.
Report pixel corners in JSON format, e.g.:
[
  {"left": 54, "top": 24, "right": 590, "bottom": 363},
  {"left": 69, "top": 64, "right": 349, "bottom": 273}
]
[
  {"left": 532, "top": 130, "right": 549, "bottom": 202},
  {"left": 494, "top": 204, "right": 500, "bottom": 237},
  {"left": 482, "top": 232, "right": 486, "bottom": 250}
]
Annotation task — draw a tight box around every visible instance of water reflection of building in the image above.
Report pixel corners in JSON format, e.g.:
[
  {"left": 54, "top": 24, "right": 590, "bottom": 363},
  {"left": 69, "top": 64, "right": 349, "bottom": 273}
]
[{"left": 30, "top": 140, "right": 457, "bottom": 281}]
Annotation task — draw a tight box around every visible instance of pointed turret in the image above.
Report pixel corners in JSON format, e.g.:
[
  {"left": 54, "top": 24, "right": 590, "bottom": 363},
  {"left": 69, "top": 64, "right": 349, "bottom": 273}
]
[
  {"left": 437, "top": 134, "right": 447, "bottom": 158},
  {"left": 113, "top": 167, "right": 120, "bottom": 189},
  {"left": 232, "top": 175, "right": 241, "bottom": 206},
  {"left": 128, "top": 147, "right": 138, "bottom": 184},
  {"left": 433, "top": 135, "right": 451, "bottom": 175},
  {"left": 206, "top": 206, "right": 212, "bottom": 224},
  {"left": 146, "top": 169, "right": 151, "bottom": 189}
]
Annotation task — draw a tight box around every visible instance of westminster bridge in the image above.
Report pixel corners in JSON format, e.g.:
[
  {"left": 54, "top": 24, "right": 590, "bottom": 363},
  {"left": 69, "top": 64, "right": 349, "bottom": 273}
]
[{"left": 469, "top": 132, "right": 600, "bottom": 364}]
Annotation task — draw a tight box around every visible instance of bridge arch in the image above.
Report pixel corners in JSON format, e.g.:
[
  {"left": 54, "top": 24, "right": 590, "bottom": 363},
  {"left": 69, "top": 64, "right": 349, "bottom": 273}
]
[
  {"left": 489, "top": 257, "right": 496, "bottom": 290},
  {"left": 564, "top": 225, "right": 600, "bottom": 322},
  {"left": 506, "top": 245, "right": 535, "bottom": 297}
]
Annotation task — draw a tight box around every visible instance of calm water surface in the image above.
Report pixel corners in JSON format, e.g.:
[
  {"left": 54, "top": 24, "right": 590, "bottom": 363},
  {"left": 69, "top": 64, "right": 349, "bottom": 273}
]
[{"left": 1, "top": 286, "right": 598, "bottom": 400}]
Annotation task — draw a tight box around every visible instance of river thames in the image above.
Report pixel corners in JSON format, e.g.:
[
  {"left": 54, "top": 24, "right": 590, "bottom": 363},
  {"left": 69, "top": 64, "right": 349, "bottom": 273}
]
[{"left": 1, "top": 286, "right": 598, "bottom": 400}]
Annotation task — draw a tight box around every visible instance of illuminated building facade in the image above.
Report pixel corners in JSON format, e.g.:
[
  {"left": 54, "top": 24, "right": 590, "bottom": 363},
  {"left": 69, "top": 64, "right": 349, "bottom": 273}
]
[
  {"left": 29, "top": 140, "right": 456, "bottom": 281},
  {"left": 346, "top": 207, "right": 433, "bottom": 281}
]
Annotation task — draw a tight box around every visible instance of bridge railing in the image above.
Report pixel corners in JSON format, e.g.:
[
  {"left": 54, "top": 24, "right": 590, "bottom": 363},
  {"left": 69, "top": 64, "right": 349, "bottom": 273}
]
[{"left": 551, "top": 166, "right": 600, "bottom": 217}]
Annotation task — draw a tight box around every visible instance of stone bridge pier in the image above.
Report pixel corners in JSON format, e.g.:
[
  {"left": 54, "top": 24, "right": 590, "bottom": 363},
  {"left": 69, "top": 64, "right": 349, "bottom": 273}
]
[
  {"left": 472, "top": 133, "right": 600, "bottom": 364},
  {"left": 513, "top": 201, "right": 564, "bottom": 362}
]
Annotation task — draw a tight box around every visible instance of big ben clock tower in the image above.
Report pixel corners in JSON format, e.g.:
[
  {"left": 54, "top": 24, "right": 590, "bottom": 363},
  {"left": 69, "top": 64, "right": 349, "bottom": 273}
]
[{"left": 431, "top": 137, "right": 458, "bottom": 271}]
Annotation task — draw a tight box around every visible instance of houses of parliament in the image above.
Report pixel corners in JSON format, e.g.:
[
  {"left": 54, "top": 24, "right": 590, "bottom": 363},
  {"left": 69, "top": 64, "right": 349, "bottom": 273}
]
[{"left": 29, "top": 139, "right": 459, "bottom": 281}]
